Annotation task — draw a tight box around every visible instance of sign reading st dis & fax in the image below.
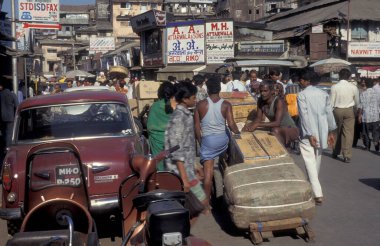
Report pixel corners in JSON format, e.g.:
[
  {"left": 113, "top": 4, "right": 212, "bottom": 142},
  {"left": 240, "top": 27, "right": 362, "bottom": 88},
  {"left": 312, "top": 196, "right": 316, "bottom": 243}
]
[
  {"left": 19, "top": 0, "right": 60, "bottom": 23},
  {"left": 166, "top": 20, "right": 205, "bottom": 64}
]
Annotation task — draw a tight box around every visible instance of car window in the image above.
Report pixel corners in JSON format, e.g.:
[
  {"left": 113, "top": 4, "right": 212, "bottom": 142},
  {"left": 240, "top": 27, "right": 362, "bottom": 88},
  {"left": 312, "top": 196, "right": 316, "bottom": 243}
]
[{"left": 17, "top": 102, "right": 134, "bottom": 142}]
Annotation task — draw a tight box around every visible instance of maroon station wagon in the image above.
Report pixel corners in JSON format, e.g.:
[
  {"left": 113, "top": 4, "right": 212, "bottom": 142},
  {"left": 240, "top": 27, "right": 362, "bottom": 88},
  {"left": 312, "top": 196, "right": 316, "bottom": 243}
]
[{"left": 0, "top": 90, "right": 149, "bottom": 238}]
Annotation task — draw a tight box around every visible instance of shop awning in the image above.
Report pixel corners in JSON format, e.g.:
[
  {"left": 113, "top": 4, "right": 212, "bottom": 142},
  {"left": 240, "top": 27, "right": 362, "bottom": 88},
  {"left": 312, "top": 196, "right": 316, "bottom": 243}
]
[
  {"left": 233, "top": 60, "right": 296, "bottom": 67},
  {"left": 156, "top": 65, "right": 206, "bottom": 81}
]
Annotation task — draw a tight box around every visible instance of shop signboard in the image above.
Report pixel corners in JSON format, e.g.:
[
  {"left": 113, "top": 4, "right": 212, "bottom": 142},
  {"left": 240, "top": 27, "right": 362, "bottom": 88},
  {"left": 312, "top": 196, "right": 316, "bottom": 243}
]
[
  {"left": 90, "top": 37, "right": 115, "bottom": 52},
  {"left": 237, "top": 41, "right": 285, "bottom": 57},
  {"left": 131, "top": 10, "right": 166, "bottom": 33},
  {"left": 166, "top": 20, "right": 205, "bottom": 64},
  {"left": 348, "top": 42, "right": 380, "bottom": 58},
  {"left": 18, "top": 0, "right": 60, "bottom": 23},
  {"left": 205, "top": 21, "right": 234, "bottom": 64}
]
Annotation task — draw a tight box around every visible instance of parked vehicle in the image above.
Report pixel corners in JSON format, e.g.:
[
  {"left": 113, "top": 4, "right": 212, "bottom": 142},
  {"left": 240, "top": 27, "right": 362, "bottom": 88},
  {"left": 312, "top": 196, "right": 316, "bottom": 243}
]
[
  {"left": 119, "top": 146, "right": 211, "bottom": 246},
  {"left": 0, "top": 91, "right": 149, "bottom": 240}
]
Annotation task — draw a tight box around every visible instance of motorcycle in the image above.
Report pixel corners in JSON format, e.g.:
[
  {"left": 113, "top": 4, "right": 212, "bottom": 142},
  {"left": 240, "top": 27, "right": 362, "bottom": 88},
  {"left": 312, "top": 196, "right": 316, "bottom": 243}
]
[
  {"left": 6, "top": 142, "right": 99, "bottom": 245},
  {"left": 119, "top": 145, "right": 211, "bottom": 246}
]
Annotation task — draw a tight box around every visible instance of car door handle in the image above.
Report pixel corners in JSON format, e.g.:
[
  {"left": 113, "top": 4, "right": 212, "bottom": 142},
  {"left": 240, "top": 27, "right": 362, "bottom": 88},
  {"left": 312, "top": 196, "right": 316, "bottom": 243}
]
[
  {"left": 34, "top": 171, "right": 50, "bottom": 180},
  {"left": 91, "top": 166, "right": 110, "bottom": 173}
]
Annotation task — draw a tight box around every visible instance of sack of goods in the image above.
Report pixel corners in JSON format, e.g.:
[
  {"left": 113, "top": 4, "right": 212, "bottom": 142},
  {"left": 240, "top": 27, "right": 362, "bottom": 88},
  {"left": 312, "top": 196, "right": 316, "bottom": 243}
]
[{"left": 223, "top": 132, "right": 315, "bottom": 229}]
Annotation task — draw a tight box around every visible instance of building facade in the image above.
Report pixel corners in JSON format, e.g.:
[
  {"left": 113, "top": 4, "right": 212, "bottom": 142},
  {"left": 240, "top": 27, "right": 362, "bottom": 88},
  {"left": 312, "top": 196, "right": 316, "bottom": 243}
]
[
  {"left": 112, "top": 0, "right": 163, "bottom": 43},
  {"left": 163, "top": 0, "right": 217, "bottom": 21},
  {"left": 217, "top": 0, "right": 297, "bottom": 22}
]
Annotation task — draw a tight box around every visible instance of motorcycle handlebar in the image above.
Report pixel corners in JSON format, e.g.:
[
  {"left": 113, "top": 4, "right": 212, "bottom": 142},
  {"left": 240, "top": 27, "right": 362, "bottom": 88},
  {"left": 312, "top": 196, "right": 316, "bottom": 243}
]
[
  {"left": 168, "top": 145, "right": 180, "bottom": 153},
  {"left": 153, "top": 145, "right": 180, "bottom": 162}
]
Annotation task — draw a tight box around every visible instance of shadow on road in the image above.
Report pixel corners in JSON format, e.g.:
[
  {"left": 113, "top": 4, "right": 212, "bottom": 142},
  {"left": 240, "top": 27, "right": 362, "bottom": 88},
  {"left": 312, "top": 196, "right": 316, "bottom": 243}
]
[
  {"left": 211, "top": 205, "right": 247, "bottom": 238},
  {"left": 210, "top": 203, "right": 307, "bottom": 243},
  {"left": 359, "top": 178, "right": 380, "bottom": 191}
]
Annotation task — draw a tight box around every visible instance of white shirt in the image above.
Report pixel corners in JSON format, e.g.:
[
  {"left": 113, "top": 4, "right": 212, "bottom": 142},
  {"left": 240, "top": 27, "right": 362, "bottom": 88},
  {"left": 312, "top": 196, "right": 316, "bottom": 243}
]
[
  {"left": 330, "top": 79, "right": 359, "bottom": 109},
  {"left": 220, "top": 82, "right": 228, "bottom": 92},
  {"left": 373, "top": 83, "right": 380, "bottom": 97},
  {"left": 126, "top": 83, "right": 134, "bottom": 99},
  {"left": 226, "top": 80, "right": 246, "bottom": 92}
]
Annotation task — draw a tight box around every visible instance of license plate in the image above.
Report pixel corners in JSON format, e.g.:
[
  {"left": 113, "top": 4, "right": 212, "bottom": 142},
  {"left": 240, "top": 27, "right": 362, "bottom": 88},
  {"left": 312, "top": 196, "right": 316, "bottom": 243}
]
[{"left": 56, "top": 165, "right": 81, "bottom": 186}]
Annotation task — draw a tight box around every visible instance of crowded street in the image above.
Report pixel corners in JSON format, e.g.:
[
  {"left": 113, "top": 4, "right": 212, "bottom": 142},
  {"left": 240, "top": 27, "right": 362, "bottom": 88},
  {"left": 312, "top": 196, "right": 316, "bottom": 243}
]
[
  {"left": 1, "top": 148, "right": 380, "bottom": 246},
  {"left": 1, "top": 0, "right": 380, "bottom": 246}
]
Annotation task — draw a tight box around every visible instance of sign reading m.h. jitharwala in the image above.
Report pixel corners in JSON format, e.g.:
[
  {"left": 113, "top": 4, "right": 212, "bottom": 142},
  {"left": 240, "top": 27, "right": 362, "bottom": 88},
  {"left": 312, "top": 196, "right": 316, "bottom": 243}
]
[
  {"left": 18, "top": 0, "right": 60, "bottom": 23},
  {"left": 205, "top": 21, "right": 234, "bottom": 64}
]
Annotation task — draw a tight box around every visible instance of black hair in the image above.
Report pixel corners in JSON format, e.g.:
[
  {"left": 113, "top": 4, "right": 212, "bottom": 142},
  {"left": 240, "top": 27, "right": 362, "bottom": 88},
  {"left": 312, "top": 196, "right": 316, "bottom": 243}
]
[
  {"left": 206, "top": 75, "right": 221, "bottom": 94},
  {"left": 158, "top": 81, "right": 176, "bottom": 114},
  {"left": 168, "top": 76, "right": 176, "bottom": 82},
  {"left": 269, "top": 69, "right": 280, "bottom": 77},
  {"left": 174, "top": 81, "right": 197, "bottom": 102},
  {"left": 259, "top": 79, "right": 275, "bottom": 91},
  {"left": 365, "top": 78, "right": 374, "bottom": 88},
  {"left": 232, "top": 71, "right": 241, "bottom": 80},
  {"left": 300, "top": 70, "right": 320, "bottom": 85},
  {"left": 193, "top": 74, "right": 205, "bottom": 86},
  {"left": 339, "top": 68, "right": 351, "bottom": 80}
]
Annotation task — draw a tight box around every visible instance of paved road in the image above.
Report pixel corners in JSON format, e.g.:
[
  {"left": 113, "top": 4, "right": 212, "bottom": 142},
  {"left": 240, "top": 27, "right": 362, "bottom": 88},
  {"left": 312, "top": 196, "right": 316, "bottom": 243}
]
[{"left": 1, "top": 147, "right": 380, "bottom": 246}]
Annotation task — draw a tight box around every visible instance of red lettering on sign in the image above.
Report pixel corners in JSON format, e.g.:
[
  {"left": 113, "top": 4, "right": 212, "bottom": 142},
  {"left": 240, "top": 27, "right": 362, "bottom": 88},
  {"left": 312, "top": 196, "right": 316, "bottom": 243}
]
[
  {"left": 188, "top": 25, "right": 195, "bottom": 34},
  {"left": 220, "top": 22, "right": 228, "bottom": 30},
  {"left": 186, "top": 55, "right": 199, "bottom": 61},
  {"left": 211, "top": 23, "right": 218, "bottom": 31},
  {"left": 173, "top": 27, "right": 180, "bottom": 35}
]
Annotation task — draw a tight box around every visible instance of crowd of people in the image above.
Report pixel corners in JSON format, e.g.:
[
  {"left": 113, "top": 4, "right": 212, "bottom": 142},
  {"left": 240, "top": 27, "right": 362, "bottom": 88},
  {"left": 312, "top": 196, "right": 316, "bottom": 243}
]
[
  {"left": 146, "top": 67, "right": 379, "bottom": 219},
  {"left": 4, "top": 66, "right": 378, "bottom": 219}
]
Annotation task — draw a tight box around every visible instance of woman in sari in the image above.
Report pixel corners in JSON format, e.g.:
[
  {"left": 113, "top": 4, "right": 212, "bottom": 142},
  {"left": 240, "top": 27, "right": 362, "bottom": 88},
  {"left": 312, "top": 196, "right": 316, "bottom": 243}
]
[{"left": 147, "top": 82, "right": 177, "bottom": 170}]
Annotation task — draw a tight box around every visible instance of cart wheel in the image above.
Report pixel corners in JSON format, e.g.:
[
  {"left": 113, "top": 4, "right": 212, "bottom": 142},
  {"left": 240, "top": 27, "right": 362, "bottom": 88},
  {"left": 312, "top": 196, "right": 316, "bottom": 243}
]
[
  {"left": 250, "top": 231, "right": 263, "bottom": 245},
  {"left": 303, "top": 224, "right": 316, "bottom": 243}
]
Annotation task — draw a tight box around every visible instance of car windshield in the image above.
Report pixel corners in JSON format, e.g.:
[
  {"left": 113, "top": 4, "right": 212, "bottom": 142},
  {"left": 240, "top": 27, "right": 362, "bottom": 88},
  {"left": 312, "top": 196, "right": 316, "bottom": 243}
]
[{"left": 17, "top": 102, "right": 134, "bottom": 142}]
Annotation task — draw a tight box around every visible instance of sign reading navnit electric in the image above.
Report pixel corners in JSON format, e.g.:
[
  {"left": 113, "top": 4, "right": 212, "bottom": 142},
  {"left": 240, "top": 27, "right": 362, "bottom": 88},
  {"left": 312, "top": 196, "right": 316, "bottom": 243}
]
[
  {"left": 348, "top": 42, "right": 380, "bottom": 58},
  {"left": 19, "top": 0, "right": 60, "bottom": 23},
  {"left": 166, "top": 20, "right": 205, "bottom": 64}
]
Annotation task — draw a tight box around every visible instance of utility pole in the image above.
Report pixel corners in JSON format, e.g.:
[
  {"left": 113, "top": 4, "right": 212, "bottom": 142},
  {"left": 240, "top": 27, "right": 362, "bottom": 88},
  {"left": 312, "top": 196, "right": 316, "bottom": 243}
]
[
  {"left": 72, "top": 42, "right": 76, "bottom": 70},
  {"left": 11, "top": 0, "right": 18, "bottom": 94},
  {"left": 346, "top": 0, "right": 350, "bottom": 60}
]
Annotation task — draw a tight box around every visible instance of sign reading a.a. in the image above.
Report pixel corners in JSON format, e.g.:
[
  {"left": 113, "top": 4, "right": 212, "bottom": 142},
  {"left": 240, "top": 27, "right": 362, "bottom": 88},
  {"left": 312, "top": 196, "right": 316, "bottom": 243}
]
[
  {"left": 167, "top": 20, "right": 205, "bottom": 64},
  {"left": 205, "top": 21, "right": 234, "bottom": 64},
  {"left": 18, "top": 0, "right": 60, "bottom": 23}
]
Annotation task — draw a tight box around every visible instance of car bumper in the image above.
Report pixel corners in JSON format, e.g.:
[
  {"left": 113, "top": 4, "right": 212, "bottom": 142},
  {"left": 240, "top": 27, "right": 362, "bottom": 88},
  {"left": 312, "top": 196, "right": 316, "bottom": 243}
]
[{"left": 0, "top": 208, "right": 22, "bottom": 220}]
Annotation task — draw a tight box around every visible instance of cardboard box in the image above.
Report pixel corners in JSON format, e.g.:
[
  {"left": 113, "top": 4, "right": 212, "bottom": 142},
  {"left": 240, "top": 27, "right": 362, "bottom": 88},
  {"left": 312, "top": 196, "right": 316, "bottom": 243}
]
[
  {"left": 136, "top": 81, "right": 162, "bottom": 99},
  {"left": 233, "top": 131, "right": 288, "bottom": 162},
  {"left": 137, "top": 99, "right": 155, "bottom": 114},
  {"left": 221, "top": 92, "right": 256, "bottom": 105},
  {"left": 128, "top": 99, "right": 138, "bottom": 117},
  {"left": 232, "top": 104, "right": 257, "bottom": 119}
]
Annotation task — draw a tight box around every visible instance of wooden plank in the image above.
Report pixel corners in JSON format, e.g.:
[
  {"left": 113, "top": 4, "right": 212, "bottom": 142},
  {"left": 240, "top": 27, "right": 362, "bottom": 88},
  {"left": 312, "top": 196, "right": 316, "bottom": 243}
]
[
  {"left": 235, "top": 133, "right": 269, "bottom": 160},
  {"left": 232, "top": 104, "right": 257, "bottom": 119},
  {"left": 250, "top": 217, "right": 307, "bottom": 232}
]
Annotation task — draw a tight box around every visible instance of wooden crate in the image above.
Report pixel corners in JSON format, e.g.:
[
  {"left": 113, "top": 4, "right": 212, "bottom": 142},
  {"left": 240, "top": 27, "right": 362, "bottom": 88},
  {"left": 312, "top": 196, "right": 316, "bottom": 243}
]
[{"left": 232, "top": 104, "right": 257, "bottom": 119}]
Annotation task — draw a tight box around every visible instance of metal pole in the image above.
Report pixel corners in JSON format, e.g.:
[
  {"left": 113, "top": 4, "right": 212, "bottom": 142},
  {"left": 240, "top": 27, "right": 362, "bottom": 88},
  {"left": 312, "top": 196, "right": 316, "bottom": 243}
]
[
  {"left": 11, "top": 0, "right": 18, "bottom": 94},
  {"left": 346, "top": 0, "right": 350, "bottom": 60},
  {"left": 72, "top": 43, "right": 75, "bottom": 70}
]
